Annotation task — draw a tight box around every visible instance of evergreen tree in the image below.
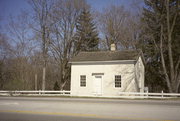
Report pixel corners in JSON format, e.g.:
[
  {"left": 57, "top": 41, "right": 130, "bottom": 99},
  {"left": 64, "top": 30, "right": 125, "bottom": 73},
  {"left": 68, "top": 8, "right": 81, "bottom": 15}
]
[
  {"left": 74, "top": 9, "right": 99, "bottom": 53},
  {"left": 53, "top": 81, "right": 60, "bottom": 90}
]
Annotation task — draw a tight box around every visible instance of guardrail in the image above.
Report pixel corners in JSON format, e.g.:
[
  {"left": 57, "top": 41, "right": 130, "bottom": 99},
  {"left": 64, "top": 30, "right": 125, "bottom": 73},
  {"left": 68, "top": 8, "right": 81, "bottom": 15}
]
[
  {"left": 0, "top": 90, "right": 71, "bottom": 96},
  {"left": 118, "top": 91, "right": 180, "bottom": 99},
  {"left": 0, "top": 90, "right": 179, "bottom": 99}
]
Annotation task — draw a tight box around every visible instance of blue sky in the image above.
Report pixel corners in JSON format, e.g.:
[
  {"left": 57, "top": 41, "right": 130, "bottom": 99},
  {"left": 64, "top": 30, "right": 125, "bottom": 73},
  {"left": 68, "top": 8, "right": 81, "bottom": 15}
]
[
  {"left": 0, "top": 0, "right": 29, "bottom": 18},
  {"left": 87, "top": 0, "right": 134, "bottom": 11},
  {"left": 0, "top": 0, "right": 143, "bottom": 27}
]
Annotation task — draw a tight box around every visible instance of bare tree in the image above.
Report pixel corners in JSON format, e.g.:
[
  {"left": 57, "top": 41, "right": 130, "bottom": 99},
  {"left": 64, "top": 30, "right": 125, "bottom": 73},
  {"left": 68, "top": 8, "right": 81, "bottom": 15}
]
[
  {"left": 143, "top": 0, "right": 180, "bottom": 92},
  {"left": 49, "top": 0, "right": 88, "bottom": 90},
  {"left": 161, "top": 0, "right": 179, "bottom": 92},
  {"left": 30, "top": 0, "right": 54, "bottom": 90},
  {"left": 154, "top": 0, "right": 179, "bottom": 92},
  {"left": 0, "top": 33, "right": 10, "bottom": 59},
  {"left": 4, "top": 12, "right": 36, "bottom": 90},
  {"left": 98, "top": 5, "right": 142, "bottom": 50},
  {"left": 0, "top": 33, "right": 10, "bottom": 89}
]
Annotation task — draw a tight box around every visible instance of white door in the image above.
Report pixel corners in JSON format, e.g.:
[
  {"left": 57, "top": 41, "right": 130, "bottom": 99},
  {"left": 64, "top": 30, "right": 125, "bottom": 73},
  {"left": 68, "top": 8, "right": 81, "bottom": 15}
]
[{"left": 93, "top": 76, "right": 102, "bottom": 95}]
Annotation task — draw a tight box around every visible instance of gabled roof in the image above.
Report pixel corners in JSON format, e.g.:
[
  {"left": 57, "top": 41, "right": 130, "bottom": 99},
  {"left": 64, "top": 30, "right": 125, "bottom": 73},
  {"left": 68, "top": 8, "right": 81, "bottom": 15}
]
[{"left": 70, "top": 50, "right": 143, "bottom": 62}]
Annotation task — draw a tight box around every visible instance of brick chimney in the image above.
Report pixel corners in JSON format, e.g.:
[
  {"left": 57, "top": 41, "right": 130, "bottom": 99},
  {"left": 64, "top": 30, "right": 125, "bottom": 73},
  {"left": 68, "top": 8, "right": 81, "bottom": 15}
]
[{"left": 110, "top": 43, "right": 116, "bottom": 51}]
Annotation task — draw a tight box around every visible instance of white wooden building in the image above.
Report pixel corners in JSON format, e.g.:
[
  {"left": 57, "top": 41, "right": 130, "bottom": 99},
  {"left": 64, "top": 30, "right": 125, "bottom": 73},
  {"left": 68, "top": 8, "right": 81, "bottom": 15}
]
[{"left": 70, "top": 45, "right": 145, "bottom": 97}]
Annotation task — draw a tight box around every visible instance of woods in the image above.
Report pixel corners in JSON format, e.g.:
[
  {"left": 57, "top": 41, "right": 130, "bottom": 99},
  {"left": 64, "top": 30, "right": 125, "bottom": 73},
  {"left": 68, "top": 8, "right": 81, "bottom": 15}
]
[{"left": 0, "top": 0, "right": 179, "bottom": 92}]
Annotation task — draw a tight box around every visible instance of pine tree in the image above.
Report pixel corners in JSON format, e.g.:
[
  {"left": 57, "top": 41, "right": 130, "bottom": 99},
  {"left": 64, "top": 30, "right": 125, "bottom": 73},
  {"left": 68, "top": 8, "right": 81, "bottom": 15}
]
[{"left": 74, "top": 9, "right": 99, "bottom": 53}]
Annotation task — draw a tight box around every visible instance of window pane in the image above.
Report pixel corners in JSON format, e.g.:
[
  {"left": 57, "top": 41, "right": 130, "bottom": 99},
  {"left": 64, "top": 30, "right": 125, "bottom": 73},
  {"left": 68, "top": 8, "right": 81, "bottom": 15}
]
[
  {"left": 80, "top": 75, "right": 86, "bottom": 87},
  {"left": 115, "top": 75, "right": 121, "bottom": 88}
]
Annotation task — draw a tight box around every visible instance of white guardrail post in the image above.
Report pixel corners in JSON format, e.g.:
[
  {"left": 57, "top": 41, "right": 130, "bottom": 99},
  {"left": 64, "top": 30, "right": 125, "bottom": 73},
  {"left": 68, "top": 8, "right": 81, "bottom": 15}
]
[
  {"left": 161, "top": 90, "right": 164, "bottom": 98},
  {"left": 146, "top": 90, "right": 149, "bottom": 98}
]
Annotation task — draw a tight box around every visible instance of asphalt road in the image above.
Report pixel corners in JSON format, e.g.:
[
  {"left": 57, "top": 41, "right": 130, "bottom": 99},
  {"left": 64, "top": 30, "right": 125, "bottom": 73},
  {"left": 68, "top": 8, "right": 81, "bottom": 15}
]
[{"left": 0, "top": 97, "right": 180, "bottom": 121}]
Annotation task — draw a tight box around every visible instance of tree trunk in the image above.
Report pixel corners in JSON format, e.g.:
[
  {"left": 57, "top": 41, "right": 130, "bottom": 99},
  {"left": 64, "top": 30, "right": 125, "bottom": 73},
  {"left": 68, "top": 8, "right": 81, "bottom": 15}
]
[
  {"left": 42, "top": 66, "right": 46, "bottom": 90},
  {"left": 160, "top": 24, "right": 173, "bottom": 93},
  {"left": 166, "top": 0, "right": 175, "bottom": 86},
  {"left": 35, "top": 73, "right": 37, "bottom": 90}
]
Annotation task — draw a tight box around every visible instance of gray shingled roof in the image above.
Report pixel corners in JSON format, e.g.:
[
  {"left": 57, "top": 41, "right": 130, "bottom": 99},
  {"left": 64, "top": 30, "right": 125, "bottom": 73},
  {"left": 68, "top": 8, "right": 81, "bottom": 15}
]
[{"left": 70, "top": 50, "right": 141, "bottom": 62}]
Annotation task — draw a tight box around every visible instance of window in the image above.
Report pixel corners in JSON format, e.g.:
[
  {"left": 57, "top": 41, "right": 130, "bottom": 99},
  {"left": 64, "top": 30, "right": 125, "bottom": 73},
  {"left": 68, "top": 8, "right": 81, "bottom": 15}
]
[
  {"left": 115, "top": 75, "right": 121, "bottom": 88},
  {"left": 80, "top": 75, "right": 86, "bottom": 87}
]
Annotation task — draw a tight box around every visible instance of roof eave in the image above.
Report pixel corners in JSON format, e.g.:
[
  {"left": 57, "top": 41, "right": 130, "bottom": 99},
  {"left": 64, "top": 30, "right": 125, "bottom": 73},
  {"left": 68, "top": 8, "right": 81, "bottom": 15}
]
[{"left": 69, "top": 60, "right": 136, "bottom": 64}]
